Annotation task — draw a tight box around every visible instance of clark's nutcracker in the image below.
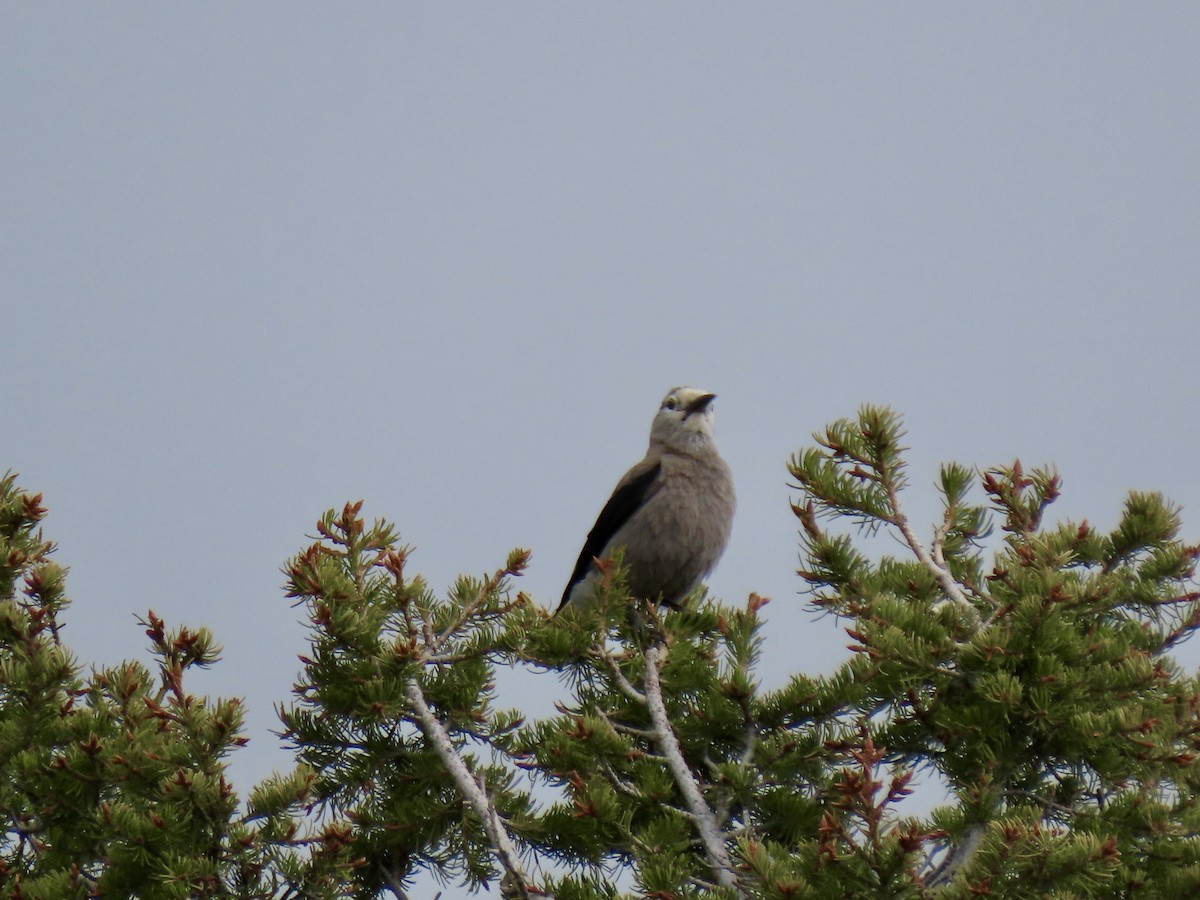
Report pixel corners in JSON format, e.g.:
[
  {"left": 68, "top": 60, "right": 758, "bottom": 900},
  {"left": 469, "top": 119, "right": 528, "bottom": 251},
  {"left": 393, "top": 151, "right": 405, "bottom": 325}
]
[{"left": 557, "top": 386, "right": 735, "bottom": 613}]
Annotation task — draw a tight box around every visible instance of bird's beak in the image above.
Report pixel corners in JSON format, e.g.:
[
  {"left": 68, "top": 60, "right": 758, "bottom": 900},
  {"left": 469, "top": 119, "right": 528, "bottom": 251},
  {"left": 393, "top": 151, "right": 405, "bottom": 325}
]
[{"left": 682, "top": 392, "right": 716, "bottom": 420}]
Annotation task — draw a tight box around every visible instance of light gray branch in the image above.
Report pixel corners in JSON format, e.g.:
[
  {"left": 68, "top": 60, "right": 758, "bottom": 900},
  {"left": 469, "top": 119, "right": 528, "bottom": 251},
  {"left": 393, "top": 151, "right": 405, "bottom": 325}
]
[
  {"left": 643, "top": 645, "right": 743, "bottom": 897},
  {"left": 403, "top": 677, "right": 534, "bottom": 900},
  {"left": 434, "top": 572, "right": 500, "bottom": 652},
  {"left": 380, "top": 866, "right": 409, "bottom": 899},
  {"left": 593, "top": 643, "right": 649, "bottom": 704},
  {"left": 923, "top": 822, "right": 986, "bottom": 888},
  {"left": 596, "top": 705, "right": 657, "bottom": 741},
  {"left": 887, "top": 482, "right": 978, "bottom": 621}
]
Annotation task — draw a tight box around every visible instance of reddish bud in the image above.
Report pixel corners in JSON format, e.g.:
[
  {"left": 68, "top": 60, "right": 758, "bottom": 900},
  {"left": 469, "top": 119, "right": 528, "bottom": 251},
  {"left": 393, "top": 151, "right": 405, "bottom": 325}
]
[{"left": 21, "top": 493, "right": 47, "bottom": 521}]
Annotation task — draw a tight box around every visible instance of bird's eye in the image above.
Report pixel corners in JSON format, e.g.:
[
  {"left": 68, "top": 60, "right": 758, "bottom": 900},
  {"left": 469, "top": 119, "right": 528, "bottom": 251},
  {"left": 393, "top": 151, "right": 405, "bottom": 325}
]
[{"left": 663, "top": 397, "right": 677, "bottom": 410}]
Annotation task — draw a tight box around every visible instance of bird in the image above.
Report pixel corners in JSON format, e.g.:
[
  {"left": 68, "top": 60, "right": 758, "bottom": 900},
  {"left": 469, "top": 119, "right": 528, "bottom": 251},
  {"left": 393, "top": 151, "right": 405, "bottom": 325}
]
[{"left": 557, "top": 386, "right": 736, "bottom": 614}]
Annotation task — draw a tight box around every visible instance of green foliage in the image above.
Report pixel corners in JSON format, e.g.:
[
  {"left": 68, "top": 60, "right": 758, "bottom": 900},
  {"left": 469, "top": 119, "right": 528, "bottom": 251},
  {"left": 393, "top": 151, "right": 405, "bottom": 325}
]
[
  {"left": 0, "top": 474, "right": 357, "bottom": 898},
  {"left": 784, "top": 410, "right": 1200, "bottom": 898},
  {"left": 2, "top": 404, "right": 1199, "bottom": 898},
  {"left": 278, "top": 502, "right": 532, "bottom": 897}
]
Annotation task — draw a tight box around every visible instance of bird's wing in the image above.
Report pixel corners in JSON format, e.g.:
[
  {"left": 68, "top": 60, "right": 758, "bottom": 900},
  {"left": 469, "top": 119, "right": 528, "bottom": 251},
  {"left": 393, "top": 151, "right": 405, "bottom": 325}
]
[{"left": 558, "top": 456, "right": 664, "bottom": 611}]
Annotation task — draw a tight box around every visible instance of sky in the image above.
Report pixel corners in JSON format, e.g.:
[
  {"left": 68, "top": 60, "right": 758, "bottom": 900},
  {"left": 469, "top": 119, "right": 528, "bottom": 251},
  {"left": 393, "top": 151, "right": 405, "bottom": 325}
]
[{"left": 4, "top": 0, "right": 1200, "bottom": 873}]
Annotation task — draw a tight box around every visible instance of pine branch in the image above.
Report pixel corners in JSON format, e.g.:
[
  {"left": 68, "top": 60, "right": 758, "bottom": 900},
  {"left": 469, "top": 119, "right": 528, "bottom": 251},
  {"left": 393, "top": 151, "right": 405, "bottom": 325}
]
[
  {"left": 885, "top": 479, "right": 978, "bottom": 622},
  {"left": 403, "top": 677, "right": 536, "bottom": 899},
  {"left": 380, "top": 865, "right": 410, "bottom": 899},
  {"left": 432, "top": 567, "right": 508, "bottom": 654},
  {"left": 593, "top": 643, "right": 648, "bottom": 705},
  {"left": 643, "top": 644, "right": 744, "bottom": 897},
  {"left": 923, "top": 822, "right": 986, "bottom": 888}
]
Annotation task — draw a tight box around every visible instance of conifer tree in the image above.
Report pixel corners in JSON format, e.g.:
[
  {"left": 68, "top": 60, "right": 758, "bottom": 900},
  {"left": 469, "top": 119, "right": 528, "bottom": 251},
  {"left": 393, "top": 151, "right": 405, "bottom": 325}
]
[{"left": 2, "top": 406, "right": 1198, "bottom": 898}]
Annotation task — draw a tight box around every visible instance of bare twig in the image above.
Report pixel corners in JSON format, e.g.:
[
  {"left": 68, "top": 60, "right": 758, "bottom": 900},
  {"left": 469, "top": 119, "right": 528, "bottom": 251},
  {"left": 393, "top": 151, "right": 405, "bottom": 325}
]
[
  {"left": 433, "top": 569, "right": 506, "bottom": 653},
  {"left": 704, "top": 693, "right": 757, "bottom": 832},
  {"left": 380, "top": 865, "right": 409, "bottom": 899},
  {"left": 1004, "top": 787, "right": 1078, "bottom": 819},
  {"left": 643, "top": 645, "right": 743, "bottom": 897},
  {"left": 595, "top": 705, "right": 657, "bottom": 741},
  {"left": 403, "top": 678, "right": 533, "bottom": 900},
  {"left": 600, "top": 760, "right": 648, "bottom": 800},
  {"left": 923, "top": 822, "right": 986, "bottom": 888},
  {"left": 887, "top": 482, "right": 978, "bottom": 621},
  {"left": 593, "top": 644, "right": 648, "bottom": 704}
]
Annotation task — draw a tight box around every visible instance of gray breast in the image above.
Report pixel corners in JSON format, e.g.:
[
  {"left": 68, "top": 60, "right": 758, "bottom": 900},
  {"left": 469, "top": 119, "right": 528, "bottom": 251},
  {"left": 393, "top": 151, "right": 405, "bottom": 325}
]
[{"left": 608, "top": 453, "right": 734, "bottom": 606}]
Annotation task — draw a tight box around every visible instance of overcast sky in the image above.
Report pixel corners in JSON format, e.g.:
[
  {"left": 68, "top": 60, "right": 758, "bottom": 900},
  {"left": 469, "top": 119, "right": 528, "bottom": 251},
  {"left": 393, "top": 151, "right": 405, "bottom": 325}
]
[{"left": 4, "top": 2, "right": 1199, "bottom": 850}]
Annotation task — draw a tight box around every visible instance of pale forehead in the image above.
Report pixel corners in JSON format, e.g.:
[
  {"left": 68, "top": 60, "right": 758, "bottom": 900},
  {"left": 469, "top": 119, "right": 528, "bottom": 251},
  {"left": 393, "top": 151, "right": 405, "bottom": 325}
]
[{"left": 661, "top": 385, "right": 711, "bottom": 405}]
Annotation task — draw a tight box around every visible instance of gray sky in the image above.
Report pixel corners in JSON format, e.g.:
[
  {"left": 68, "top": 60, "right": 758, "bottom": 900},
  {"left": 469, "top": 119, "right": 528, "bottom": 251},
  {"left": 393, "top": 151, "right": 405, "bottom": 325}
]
[{"left": 4, "top": 0, "right": 1200, "bottom": 844}]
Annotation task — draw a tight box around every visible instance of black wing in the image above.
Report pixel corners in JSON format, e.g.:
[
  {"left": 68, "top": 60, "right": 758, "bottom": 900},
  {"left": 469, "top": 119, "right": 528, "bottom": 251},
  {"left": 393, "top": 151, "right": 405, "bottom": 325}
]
[{"left": 557, "top": 459, "right": 663, "bottom": 612}]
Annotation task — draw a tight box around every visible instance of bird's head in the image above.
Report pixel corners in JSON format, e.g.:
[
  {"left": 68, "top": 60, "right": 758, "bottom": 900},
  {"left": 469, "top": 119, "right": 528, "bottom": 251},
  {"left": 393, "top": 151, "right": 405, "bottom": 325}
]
[{"left": 650, "top": 385, "right": 719, "bottom": 449}]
